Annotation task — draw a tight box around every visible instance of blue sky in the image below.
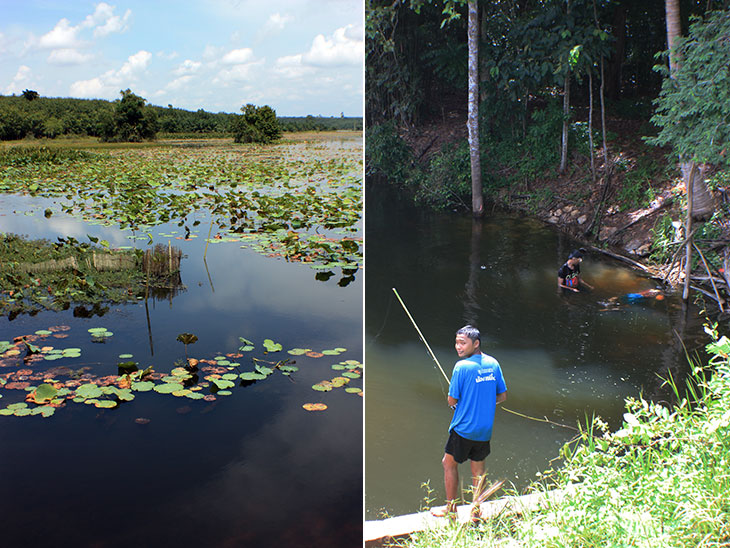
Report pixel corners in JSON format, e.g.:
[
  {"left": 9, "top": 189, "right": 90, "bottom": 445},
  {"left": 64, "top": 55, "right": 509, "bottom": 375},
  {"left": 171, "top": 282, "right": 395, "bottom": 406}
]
[{"left": 0, "top": 0, "right": 363, "bottom": 116}]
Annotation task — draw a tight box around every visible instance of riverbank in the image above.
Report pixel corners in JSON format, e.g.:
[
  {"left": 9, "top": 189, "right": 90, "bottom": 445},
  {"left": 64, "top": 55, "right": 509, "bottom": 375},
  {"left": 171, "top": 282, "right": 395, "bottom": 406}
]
[
  {"left": 374, "top": 325, "right": 730, "bottom": 547},
  {"left": 367, "top": 104, "right": 729, "bottom": 310}
]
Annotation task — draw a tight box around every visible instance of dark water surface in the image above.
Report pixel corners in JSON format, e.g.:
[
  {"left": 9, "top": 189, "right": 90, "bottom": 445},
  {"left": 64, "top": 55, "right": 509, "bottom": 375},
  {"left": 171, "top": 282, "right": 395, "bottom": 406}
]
[
  {"left": 0, "top": 158, "right": 362, "bottom": 545},
  {"left": 365, "top": 183, "right": 707, "bottom": 519}
]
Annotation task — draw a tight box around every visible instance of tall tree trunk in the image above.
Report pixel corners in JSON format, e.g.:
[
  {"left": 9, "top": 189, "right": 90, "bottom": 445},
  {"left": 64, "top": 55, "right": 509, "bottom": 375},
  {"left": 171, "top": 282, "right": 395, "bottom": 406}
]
[
  {"left": 665, "top": 0, "right": 715, "bottom": 297},
  {"left": 559, "top": 73, "right": 570, "bottom": 174},
  {"left": 467, "top": 0, "right": 483, "bottom": 217},
  {"left": 588, "top": 70, "right": 595, "bottom": 183}
]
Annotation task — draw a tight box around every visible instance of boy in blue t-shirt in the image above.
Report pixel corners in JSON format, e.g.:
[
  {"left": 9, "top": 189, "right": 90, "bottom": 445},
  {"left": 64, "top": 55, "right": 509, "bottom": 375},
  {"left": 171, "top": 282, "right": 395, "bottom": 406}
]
[{"left": 432, "top": 325, "right": 507, "bottom": 519}]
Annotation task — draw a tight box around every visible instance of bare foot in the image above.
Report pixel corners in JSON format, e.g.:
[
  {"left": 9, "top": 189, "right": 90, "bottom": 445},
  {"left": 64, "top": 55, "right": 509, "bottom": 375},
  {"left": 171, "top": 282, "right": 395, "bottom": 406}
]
[{"left": 430, "top": 501, "right": 457, "bottom": 520}]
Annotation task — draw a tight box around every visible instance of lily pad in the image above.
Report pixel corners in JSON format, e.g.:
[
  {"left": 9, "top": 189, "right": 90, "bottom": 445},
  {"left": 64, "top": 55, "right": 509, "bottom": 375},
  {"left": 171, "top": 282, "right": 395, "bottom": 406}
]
[
  {"left": 212, "top": 379, "right": 235, "bottom": 390},
  {"left": 287, "top": 348, "right": 311, "bottom": 355},
  {"left": 312, "top": 382, "right": 333, "bottom": 392},
  {"left": 131, "top": 381, "right": 155, "bottom": 392},
  {"left": 240, "top": 372, "right": 266, "bottom": 381},
  {"left": 154, "top": 383, "right": 184, "bottom": 394},
  {"left": 30, "top": 383, "right": 58, "bottom": 404},
  {"left": 342, "top": 371, "right": 361, "bottom": 379},
  {"left": 238, "top": 337, "right": 255, "bottom": 352},
  {"left": 303, "top": 403, "right": 328, "bottom": 411},
  {"left": 75, "top": 384, "right": 103, "bottom": 399},
  {"left": 263, "top": 339, "right": 282, "bottom": 352},
  {"left": 94, "top": 400, "right": 117, "bottom": 409},
  {"left": 345, "top": 387, "right": 362, "bottom": 394}
]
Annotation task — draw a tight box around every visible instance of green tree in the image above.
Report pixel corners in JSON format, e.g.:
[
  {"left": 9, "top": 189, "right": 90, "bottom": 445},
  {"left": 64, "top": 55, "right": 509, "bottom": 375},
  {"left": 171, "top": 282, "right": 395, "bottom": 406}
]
[
  {"left": 100, "top": 89, "right": 157, "bottom": 142},
  {"left": 231, "top": 104, "right": 281, "bottom": 144},
  {"left": 21, "top": 89, "right": 39, "bottom": 101}
]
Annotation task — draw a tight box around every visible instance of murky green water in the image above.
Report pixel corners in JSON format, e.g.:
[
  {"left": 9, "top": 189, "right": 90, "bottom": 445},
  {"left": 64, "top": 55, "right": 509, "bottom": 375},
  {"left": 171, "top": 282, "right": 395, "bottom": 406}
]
[{"left": 365, "top": 182, "right": 707, "bottom": 519}]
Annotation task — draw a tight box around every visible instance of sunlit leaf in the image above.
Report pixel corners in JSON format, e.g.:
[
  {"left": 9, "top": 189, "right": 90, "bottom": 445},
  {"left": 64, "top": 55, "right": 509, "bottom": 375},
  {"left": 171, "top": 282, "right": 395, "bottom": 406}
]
[
  {"left": 303, "top": 403, "right": 327, "bottom": 411},
  {"left": 263, "top": 339, "right": 282, "bottom": 352},
  {"left": 240, "top": 372, "right": 266, "bottom": 381},
  {"left": 131, "top": 381, "right": 155, "bottom": 392},
  {"left": 287, "top": 348, "right": 311, "bottom": 355},
  {"left": 154, "top": 383, "right": 184, "bottom": 394}
]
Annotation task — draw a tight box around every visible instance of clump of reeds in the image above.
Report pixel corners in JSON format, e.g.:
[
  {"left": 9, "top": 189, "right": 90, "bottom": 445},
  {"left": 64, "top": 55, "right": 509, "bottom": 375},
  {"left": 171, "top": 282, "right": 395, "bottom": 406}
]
[{"left": 142, "top": 243, "right": 182, "bottom": 278}]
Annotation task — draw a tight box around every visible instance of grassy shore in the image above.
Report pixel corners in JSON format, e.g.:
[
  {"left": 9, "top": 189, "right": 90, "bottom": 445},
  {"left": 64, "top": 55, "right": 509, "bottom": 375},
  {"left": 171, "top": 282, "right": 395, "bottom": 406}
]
[{"left": 395, "top": 325, "right": 730, "bottom": 547}]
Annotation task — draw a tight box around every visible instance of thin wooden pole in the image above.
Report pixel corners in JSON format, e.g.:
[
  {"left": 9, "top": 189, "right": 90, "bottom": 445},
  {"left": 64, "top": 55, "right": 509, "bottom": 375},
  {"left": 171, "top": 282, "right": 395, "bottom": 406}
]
[{"left": 391, "top": 287, "right": 450, "bottom": 385}]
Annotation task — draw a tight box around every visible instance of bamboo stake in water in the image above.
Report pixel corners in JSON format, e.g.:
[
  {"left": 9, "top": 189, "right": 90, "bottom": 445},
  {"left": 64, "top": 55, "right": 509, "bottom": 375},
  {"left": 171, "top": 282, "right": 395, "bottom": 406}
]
[{"left": 392, "top": 287, "right": 450, "bottom": 385}]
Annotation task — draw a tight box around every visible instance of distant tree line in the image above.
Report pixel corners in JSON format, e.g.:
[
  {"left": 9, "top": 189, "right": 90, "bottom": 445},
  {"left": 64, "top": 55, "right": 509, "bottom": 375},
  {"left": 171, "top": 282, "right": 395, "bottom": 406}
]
[{"left": 0, "top": 90, "right": 362, "bottom": 142}]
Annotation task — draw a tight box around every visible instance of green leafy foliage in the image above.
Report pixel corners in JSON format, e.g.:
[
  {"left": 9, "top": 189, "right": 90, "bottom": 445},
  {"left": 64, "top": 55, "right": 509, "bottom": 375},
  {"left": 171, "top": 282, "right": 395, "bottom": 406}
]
[
  {"left": 231, "top": 104, "right": 281, "bottom": 144},
  {"left": 648, "top": 9, "right": 730, "bottom": 168},
  {"left": 99, "top": 89, "right": 158, "bottom": 143}
]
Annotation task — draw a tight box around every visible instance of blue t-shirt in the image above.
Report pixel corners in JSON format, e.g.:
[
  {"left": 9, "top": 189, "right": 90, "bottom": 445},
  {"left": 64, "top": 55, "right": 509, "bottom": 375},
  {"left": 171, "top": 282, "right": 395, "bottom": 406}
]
[{"left": 448, "top": 352, "right": 507, "bottom": 442}]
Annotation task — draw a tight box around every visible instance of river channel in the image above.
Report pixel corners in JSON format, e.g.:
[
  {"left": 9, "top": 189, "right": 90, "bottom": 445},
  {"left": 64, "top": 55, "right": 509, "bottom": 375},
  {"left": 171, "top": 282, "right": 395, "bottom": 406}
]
[
  {"left": 0, "top": 136, "right": 362, "bottom": 547},
  {"left": 365, "top": 182, "right": 708, "bottom": 519}
]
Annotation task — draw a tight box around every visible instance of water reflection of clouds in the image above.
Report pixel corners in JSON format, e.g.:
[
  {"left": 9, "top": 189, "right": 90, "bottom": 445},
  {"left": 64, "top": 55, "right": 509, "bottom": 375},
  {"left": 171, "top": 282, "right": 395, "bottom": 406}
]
[
  {"left": 178, "top": 243, "right": 362, "bottom": 327},
  {"left": 161, "top": 396, "right": 361, "bottom": 546}
]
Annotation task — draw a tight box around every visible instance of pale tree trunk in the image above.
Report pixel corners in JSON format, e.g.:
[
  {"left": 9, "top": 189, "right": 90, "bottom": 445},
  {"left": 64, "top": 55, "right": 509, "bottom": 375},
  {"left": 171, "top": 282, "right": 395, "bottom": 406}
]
[
  {"left": 665, "top": 0, "right": 715, "bottom": 298},
  {"left": 467, "top": 0, "right": 483, "bottom": 217},
  {"left": 559, "top": 73, "right": 570, "bottom": 173},
  {"left": 588, "top": 70, "right": 595, "bottom": 182}
]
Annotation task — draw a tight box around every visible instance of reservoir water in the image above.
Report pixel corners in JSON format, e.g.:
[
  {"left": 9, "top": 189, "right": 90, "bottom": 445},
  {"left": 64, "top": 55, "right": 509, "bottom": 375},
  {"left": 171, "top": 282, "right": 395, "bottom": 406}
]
[{"left": 365, "top": 182, "right": 707, "bottom": 519}]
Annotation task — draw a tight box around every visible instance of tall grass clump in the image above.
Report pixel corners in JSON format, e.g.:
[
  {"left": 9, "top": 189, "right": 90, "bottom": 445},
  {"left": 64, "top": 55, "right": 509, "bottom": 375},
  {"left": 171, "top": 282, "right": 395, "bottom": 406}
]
[{"left": 393, "top": 325, "right": 730, "bottom": 547}]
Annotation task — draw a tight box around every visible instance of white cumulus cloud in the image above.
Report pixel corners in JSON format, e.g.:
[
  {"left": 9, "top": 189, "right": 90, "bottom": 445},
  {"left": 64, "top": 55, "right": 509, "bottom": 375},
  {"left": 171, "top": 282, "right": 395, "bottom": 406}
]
[
  {"left": 173, "top": 59, "right": 202, "bottom": 76},
  {"left": 301, "top": 24, "right": 363, "bottom": 67},
  {"left": 221, "top": 48, "right": 254, "bottom": 65},
  {"left": 69, "top": 50, "right": 151, "bottom": 98},
  {"left": 38, "top": 18, "right": 80, "bottom": 49},
  {"left": 47, "top": 48, "right": 93, "bottom": 65},
  {"left": 265, "top": 13, "right": 293, "bottom": 32},
  {"left": 70, "top": 77, "right": 104, "bottom": 98},
  {"left": 4, "top": 65, "right": 33, "bottom": 94},
  {"left": 82, "top": 3, "right": 132, "bottom": 37}
]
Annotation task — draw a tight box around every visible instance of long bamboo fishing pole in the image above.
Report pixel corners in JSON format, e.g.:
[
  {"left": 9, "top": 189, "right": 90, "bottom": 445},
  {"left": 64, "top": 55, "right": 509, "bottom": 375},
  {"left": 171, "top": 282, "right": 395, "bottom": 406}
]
[{"left": 391, "top": 287, "right": 450, "bottom": 384}]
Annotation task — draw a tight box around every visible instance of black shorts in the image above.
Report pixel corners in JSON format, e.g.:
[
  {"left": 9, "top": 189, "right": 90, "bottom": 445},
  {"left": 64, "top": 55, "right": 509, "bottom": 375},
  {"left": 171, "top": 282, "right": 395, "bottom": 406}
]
[{"left": 445, "top": 429, "right": 491, "bottom": 464}]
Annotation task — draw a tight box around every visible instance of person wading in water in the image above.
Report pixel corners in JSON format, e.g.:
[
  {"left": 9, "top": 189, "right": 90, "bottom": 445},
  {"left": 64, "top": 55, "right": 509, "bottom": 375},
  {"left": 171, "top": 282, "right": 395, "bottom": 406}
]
[
  {"left": 558, "top": 249, "right": 594, "bottom": 292},
  {"left": 431, "top": 325, "right": 507, "bottom": 520}
]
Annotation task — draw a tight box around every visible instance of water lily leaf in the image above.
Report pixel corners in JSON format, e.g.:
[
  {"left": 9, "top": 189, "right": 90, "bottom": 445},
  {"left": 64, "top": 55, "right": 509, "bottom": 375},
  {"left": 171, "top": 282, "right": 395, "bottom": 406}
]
[
  {"left": 35, "top": 330, "right": 52, "bottom": 336},
  {"left": 239, "top": 372, "right": 266, "bottom": 381},
  {"left": 88, "top": 327, "right": 108, "bottom": 334},
  {"left": 172, "top": 389, "right": 192, "bottom": 397},
  {"left": 303, "top": 403, "right": 328, "bottom": 411},
  {"left": 212, "top": 379, "right": 235, "bottom": 390},
  {"left": 0, "top": 408, "right": 13, "bottom": 416},
  {"left": 154, "top": 383, "right": 184, "bottom": 394},
  {"left": 255, "top": 365, "right": 273, "bottom": 376},
  {"left": 306, "top": 351, "right": 324, "bottom": 358},
  {"left": 330, "top": 377, "right": 350, "bottom": 387},
  {"left": 185, "top": 392, "right": 205, "bottom": 400},
  {"left": 176, "top": 333, "right": 198, "bottom": 345},
  {"left": 321, "top": 349, "right": 343, "bottom": 356},
  {"left": 287, "top": 348, "right": 311, "bottom": 355},
  {"left": 38, "top": 406, "right": 56, "bottom": 417},
  {"left": 312, "top": 382, "right": 333, "bottom": 392},
  {"left": 112, "top": 388, "right": 135, "bottom": 402},
  {"left": 171, "top": 367, "right": 192, "bottom": 377},
  {"left": 221, "top": 373, "right": 238, "bottom": 381},
  {"left": 341, "top": 360, "right": 361, "bottom": 367},
  {"left": 119, "top": 354, "right": 134, "bottom": 359},
  {"left": 331, "top": 364, "right": 346, "bottom": 370},
  {"left": 279, "top": 365, "right": 299, "bottom": 373},
  {"left": 263, "top": 339, "right": 282, "bottom": 352},
  {"left": 76, "top": 384, "right": 103, "bottom": 399},
  {"left": 30, "top": 383, "right": 58, "bottom": 404},
  {"left": 216, "top": 390, "right": 233, "bottom": 396},
  {"left": 95, "top": 400, "right": 117, "bottom": 409},
  {"left": 238, "top": 337, "right": 255, "bottom": 351},
  {"left": 132, "top": 381, "right": 155, "bottom": 392},
  {"left": 14, "top": 408, "right": 32, "bottom": 416},
  {"left": 342, "top": 371, "right": 361, "bottom": 379},
  {"left": 345, "top": 387, "right": 362, "bottom": 394}
]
